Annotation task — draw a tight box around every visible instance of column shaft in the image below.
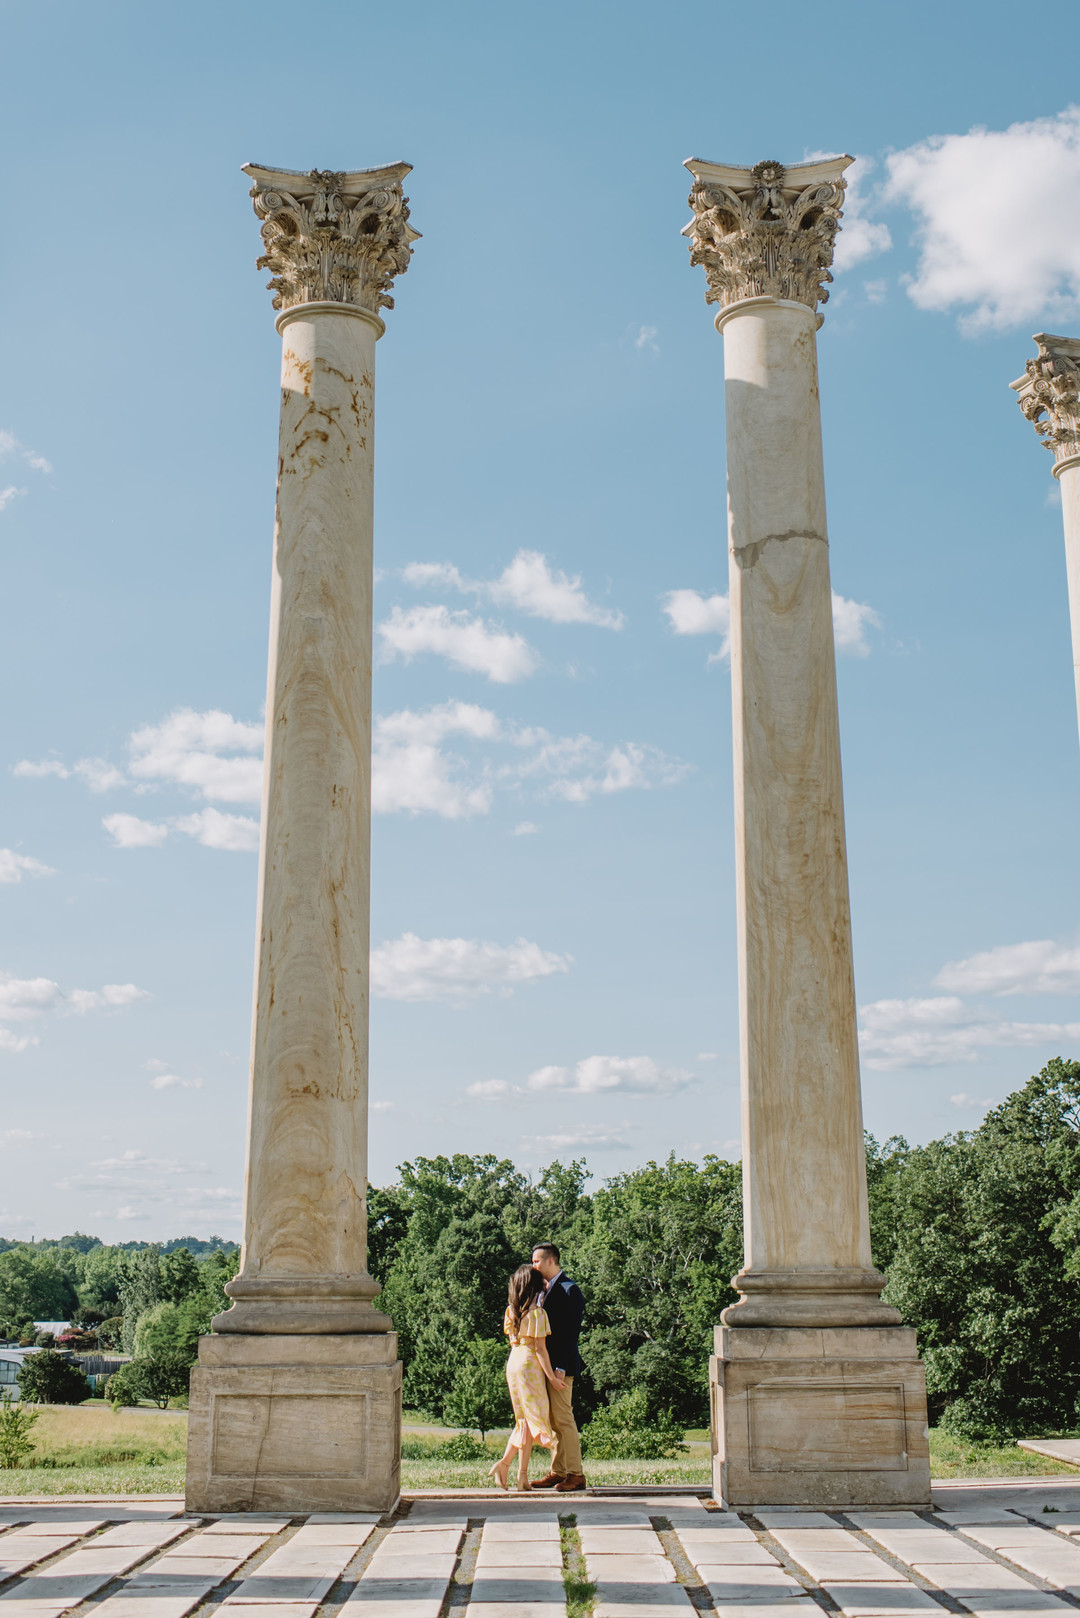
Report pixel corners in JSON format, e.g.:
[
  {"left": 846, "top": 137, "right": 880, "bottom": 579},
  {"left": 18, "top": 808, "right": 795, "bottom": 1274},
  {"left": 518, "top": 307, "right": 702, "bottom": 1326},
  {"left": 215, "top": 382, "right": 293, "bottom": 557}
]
[
  {"left": 221, "top": 307, "right": 385, "bottom": 1332},
  {"left": 723, "top": 300, "right": 888, "bottom": 1323},
  {"left": 1058, "top": 461, "right": 1080, "bottom": 750}
]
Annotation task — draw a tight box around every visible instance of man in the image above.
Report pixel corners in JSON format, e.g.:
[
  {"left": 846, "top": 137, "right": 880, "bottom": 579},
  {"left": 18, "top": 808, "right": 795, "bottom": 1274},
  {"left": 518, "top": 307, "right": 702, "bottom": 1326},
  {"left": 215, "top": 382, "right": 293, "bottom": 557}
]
[{"left": 530, "top": 1242, "right": 586, "bottom": 1492}]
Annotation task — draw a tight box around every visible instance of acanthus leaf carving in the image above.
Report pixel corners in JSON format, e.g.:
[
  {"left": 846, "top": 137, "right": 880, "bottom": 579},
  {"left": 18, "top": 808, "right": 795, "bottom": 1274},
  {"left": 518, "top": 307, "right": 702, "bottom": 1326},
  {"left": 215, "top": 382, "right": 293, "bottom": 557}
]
[
  {"left": 1012, "top": 334, "right": 1080, "bottom": 466},
  {"left": 683, "top": 155, "right": 851, "bottom": 316},
  {"left": 243, "top": 162, "right": 420, "bottom": 315}
]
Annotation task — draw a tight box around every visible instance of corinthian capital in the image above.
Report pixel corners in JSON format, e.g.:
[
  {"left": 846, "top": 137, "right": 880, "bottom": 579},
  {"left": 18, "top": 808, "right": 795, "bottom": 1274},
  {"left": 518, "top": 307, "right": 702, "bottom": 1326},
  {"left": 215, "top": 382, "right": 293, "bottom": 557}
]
[
  {"left": 683, "top": 154, "right": 853, "bottom": 316},
  {"left": 242, "top": 161, "right": 420, "bottom": 315},
  {"left": 1011, "top": 334, "right": 1080, "bottom": 468}
]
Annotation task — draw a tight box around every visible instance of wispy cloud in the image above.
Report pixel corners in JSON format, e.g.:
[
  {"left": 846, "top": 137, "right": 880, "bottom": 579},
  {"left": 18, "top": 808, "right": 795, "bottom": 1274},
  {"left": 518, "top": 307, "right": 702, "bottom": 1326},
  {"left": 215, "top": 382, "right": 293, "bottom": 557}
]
[
  {"left": 372, "top": 701, "right": 689, "bottom": 820},
  {"left": 525, "top": 1055, "right": 692, "bottom": 1096},
  {"left": 858, "top": 993, "right": 1080, "bottom": 1070},
  {"left": 0, "top": 849, "right": 55, "bottom": 884},
  {"left": 371, "top": 933, "right": 570, "bottom": 1003},
  {"left": 378, "top": 604, "right": 538, "bottom": 683},
  {"left": 936, "top": 937, "right": 1080, "bottom": 996},
  {"left": 149, "top": 1074, "right": 204, "bottom": 1091},
  {"left": 402, "top": 550, "right": 623, "bottom": 629},
  {"left": 0, "top": 973, "right": 148, "bottom": 1053}
]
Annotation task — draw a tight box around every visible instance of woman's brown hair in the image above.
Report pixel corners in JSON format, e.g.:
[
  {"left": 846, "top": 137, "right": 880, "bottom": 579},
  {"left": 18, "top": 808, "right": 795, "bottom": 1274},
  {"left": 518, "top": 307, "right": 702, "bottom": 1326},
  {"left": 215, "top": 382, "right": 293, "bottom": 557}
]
[{"left": 507, "top": 1263, "right": 546, "bottom": 1333}]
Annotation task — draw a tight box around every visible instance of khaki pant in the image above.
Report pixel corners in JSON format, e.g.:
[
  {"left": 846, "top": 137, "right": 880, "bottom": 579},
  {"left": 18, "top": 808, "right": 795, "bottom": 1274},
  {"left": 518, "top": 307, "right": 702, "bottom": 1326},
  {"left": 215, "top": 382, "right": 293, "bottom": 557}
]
[{"left": 548, "top": 1373, "right": 583, "bottom": 1476}]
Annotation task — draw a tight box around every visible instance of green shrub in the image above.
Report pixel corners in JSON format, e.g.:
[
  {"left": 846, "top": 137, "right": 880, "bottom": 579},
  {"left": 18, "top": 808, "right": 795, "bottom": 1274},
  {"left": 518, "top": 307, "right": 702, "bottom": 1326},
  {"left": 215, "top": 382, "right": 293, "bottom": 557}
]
[
  {"left": 580, "top": 1389, "right": 686, "bottom": 1460},
  {"left": 105, "top": 1366, "right": 141, "bottom": 1407},
  {"left": 436, "top": 1431, "right": 489, "bottom": 1461},
  {"left": 129, "top": 1355, "right": 190, "bottom": 1409},
  {"left": 0, "top": 1392, "right": 39, "bottom": 1468},
  {"left": 17, "top": 1351, "right": 91, "bottom": 1406}
]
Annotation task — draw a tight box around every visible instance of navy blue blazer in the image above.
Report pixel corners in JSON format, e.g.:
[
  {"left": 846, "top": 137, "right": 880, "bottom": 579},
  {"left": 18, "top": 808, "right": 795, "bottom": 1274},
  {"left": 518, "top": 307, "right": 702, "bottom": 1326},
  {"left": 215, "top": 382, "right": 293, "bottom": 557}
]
[{"left": 543, "top": 1272, "right": 584, "bottom": 1377}]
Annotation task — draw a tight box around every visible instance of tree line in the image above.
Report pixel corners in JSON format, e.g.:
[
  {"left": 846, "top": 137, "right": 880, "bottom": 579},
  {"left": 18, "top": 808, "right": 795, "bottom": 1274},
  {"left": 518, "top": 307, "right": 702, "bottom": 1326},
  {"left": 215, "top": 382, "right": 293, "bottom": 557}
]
[{"left": 3, "top": 1058, "right": 1080, "bottom": 1439}]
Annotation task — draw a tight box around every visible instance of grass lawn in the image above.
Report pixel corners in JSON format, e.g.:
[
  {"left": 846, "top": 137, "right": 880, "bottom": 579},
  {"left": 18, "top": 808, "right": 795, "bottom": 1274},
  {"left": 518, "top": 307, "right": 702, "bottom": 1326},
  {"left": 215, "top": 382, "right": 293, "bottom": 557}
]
[{"left": 0, "top": 1405, "right": 1072, "bottom": 1494}]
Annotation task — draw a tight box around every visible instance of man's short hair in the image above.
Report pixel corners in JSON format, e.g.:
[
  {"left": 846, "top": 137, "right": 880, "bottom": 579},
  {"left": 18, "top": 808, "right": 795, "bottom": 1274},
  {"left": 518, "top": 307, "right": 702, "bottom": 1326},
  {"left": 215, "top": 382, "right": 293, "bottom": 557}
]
[{"left": 532, "top": 1242, "right": 560, "bottom": 1265}]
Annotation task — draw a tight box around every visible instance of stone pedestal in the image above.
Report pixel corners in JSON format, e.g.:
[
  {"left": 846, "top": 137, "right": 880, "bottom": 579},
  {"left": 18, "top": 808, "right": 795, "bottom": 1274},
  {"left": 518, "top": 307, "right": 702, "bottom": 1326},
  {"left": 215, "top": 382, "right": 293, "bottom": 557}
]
[
  {"left": 711, "top": 1326, "right": 930, "bottom": 1508},
  {"left": 684, "top": 153, "right": 930, "bottom": 1505},
  {"left": 186, "top": 164, "right": 418, "bottom": 1513},
  {"left": 186, "top": 1334, "right": 402, "bottom": 1513}
]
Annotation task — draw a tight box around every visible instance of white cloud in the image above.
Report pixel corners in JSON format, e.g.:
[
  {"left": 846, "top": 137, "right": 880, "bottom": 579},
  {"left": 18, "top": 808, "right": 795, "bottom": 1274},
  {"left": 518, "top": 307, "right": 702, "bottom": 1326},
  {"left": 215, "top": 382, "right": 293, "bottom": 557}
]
[
  {"left": 0, "top": 972, "right": 147, "bottom": 1054},
  {"left": 105, "top": 807, "right": 258, "bottom": 853},
  {"left": 830, "top": 593, "right": 882, "bottom": 657},
  {"left": 884, "top": 106, "right": 1080, "bottom": 333},
  {"left": 512, "top": 821, "right": 540, "bottom": 836},
  {"left": 67, "top": 984, "right": 148, "bottom": 1014},
  {"left": 467, "top": 1079, "right": 512, "bottom": 1100},
  {"left": 0, "top": 1129, "right": 37, "bottom": 1147},
  {"left": 403, "top": 549, "right": 623, "bottom": 630},
  {"left": 858, "top": 993, "right": 1080, "bottom": 1069},
  {"left": 128, "top": 709, "right": 263, "bottom": 803},
  {"left": 662, "top": 589, "right": 731, "bottom": 645},
  {"left": 697, "top": 1051, "right": 719, "bottom": 1062},
  {"left": 149, "top": 1074, "right": 204, "bottom": 1091},
  {"left": 662, "top": 588, "right": 879, "bottom": 657},
  {"left": 371, "top": 1100, "right": 394, "bottom": 1113},
  {"left": 173, "top": 808, "right": 260, "bottom": 852},
  {"left": 14, "top": 758, "right": 70, "bottom": 780},
  {"left": 0, "top": 430, "right": 51, "bottom": 476},
  {"left": 377, "top": 604, "right": 538, "bottom": 683},
  {"left": 950, "top": 1092, "right": 998, "bottom": 1109},
  {"left": 371, "top": 933, "right": 571, "bottom": 1003},
  {"left": 103, "top": 813, "right": 169, "bottom": 848},
  {"left": 936, "top": 937, "right": 1080, "bottom": 997},
  {"left": 0, "top": 849, "right": 55, "bottom": 884},
  {"left": 864, "top": 279, "right": 888, "bottom": 305},
  {"left": 632, "top": 325, "right": 659, "bottom": 354},
  {"left": 73, "top": 758, "right": 125, "bottom": 793},
  {"left": 0, "top": 486, "right": 25, "bottom": 512},
  {"left": 510, "top": 733, "right": 690, "bottom": 803},
  {"left": 525, "top": 1055, "right": 692, "bottom": 1095},
  {"left": 523, "top": 1126, "right": 631, "bottom": 1151},
  {"left": 373, "top": 702, "right": 497, "bottom": 818}
]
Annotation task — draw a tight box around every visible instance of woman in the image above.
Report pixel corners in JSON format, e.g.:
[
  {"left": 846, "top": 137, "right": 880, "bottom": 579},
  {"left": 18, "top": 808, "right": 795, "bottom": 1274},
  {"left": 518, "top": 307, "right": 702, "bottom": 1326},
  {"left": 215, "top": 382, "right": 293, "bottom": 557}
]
[{"left": 488, "top": 1263, "right": 566, "bottom": 1491}]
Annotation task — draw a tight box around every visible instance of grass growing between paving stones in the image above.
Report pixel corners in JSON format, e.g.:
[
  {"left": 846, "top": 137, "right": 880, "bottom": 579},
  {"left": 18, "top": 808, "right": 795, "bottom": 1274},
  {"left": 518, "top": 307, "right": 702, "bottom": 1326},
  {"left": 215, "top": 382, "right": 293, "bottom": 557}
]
[{"left": 560, "top": 1514, "right": 596, "bottom": 1618}]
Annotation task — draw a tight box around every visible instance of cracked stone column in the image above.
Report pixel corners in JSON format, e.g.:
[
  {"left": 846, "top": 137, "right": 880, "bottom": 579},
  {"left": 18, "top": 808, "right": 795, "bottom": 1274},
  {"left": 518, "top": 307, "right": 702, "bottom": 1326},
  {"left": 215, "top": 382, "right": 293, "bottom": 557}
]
[
  {"left": 1011, "top": 336, "right": 1080, "bottom": 749},
  {"left": 186, "top": 163, "right": 418, "bottom": 1514},
  {"left": 684, "top": 155, "right": 929, "bottom": 1508}
]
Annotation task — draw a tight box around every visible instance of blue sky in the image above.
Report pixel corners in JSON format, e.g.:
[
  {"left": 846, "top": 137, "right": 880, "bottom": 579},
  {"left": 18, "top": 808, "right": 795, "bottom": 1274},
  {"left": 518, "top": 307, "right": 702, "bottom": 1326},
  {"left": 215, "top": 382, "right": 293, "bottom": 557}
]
[{"left": 3, "top": 0, "right": 1080, "bottom": 1241}]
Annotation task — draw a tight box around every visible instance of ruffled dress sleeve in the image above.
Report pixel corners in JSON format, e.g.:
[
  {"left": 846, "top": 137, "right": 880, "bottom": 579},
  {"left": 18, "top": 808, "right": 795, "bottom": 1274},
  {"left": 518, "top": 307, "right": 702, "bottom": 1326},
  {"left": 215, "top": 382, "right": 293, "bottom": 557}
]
[
  {"left": 503, "top": 1306, "right": 514, "bottom": 1342},
  {"left": 524, "top": 1306, "right": 550, "bottom": 1339}
]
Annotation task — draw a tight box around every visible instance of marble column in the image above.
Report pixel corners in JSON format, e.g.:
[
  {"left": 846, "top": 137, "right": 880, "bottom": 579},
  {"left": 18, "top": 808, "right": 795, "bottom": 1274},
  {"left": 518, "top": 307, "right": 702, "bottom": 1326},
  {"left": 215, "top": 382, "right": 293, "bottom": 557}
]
[
  {"left": 684, "top": 155, "right": 929, "bottom": 1507},
  {"left": 1011, "top": 336, "right": 1080, "bottom": 749},
  {"left": 186, "top": 163, "right": 418, "bottom": 1514}
]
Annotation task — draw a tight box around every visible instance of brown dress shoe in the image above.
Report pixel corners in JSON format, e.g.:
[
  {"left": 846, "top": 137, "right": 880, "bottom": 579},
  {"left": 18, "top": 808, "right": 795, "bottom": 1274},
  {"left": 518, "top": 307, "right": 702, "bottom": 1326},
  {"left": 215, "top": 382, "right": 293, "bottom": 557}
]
[
  {"left": 530, "top": 1471, "right": 562, "bottom": 1489},
  {"left": 554, "top": 1472, "right": 587, "bottom": 1492}
]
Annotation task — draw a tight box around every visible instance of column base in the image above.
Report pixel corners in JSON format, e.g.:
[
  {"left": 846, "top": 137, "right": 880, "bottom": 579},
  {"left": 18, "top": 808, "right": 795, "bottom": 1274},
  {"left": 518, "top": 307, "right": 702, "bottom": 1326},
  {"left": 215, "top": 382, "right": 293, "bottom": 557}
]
[
  {"left": 186, "top": 1332, "right": 401, "bottom": 1513},
  {"left": 711, "top": 1324, "right": 930, "bottom": 1509}
]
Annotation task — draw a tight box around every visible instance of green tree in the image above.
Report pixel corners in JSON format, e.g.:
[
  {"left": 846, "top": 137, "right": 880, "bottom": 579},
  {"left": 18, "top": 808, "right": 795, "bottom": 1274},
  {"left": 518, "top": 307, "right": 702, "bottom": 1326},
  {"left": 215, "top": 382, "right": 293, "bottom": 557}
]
[
  {"left": 117, "top": 1247, "right": 163, "bottom": 1353},
  {"left": 129, "top": 1355, "right": 190, "bottom": 1409},
  {"left": 159, "top": 1249, "right": 202, "bottom": 1304},
  {"left": 0, "top": 1392, "right": 39, "bottom": 1468},
  {"left": 79, "top": 1246, "right": 125, "bottom": 1316},
  {"left": 0, "top": 1249, "right": 78, "bottom": 1325},
  {"left": 443, "top": 1337, "right": 512, "bottom": 1438},
  {"left": 17, "top": 1350, "right": 90, "bottom": 1405},
  {"left": 573, "top": 1154, "right": 743, "bottom": 1425},
  {"left": 883, "top": 1058, "right": 1080, "bottom": 1440}
]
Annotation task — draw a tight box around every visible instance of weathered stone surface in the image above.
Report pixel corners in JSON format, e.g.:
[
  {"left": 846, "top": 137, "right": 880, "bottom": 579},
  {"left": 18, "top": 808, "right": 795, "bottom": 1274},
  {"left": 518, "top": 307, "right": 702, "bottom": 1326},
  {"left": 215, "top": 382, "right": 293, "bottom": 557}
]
[
  {"left": 587, "top": 1556, "right": 677, "bottom": 1584},
  {"left": 186, "top": 1336, "right": 401, "bottom": 1513},
  {"left": 824, "top": 1585, "right": 942, "bottom": 1617},
  {"left": 478, "top": 1521, "right": 559, "bottom": 1542},
  {"left": 475, "top": 1542, "right": 560, "bottom": 1567},
  {"left": 579, "top": 1529, "right": 664, "bottom": 1557}
]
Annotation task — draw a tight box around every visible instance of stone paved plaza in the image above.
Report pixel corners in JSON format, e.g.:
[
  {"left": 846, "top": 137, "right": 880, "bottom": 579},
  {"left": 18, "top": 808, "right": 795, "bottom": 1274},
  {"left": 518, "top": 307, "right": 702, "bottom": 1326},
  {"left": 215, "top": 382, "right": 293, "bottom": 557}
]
[{"left": 6, "top": 1480, "right": 1080, "bottom": 1618}]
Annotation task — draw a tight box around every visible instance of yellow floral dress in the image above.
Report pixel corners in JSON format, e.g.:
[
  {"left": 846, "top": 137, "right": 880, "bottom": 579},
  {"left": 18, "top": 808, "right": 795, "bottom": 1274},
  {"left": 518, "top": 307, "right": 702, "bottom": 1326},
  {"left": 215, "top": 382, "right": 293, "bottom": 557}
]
[{"left": 503, "top": 1304, "right": 556, "bottom": 1448}]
